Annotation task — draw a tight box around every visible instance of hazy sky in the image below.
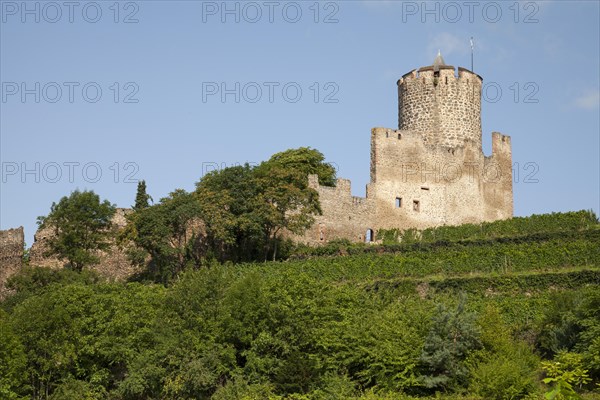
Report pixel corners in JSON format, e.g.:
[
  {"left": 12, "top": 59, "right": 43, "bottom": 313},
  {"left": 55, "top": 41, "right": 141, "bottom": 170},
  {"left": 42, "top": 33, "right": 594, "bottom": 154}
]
[{"left": 1, "top": 0, "right": 599, "bottom": 245}]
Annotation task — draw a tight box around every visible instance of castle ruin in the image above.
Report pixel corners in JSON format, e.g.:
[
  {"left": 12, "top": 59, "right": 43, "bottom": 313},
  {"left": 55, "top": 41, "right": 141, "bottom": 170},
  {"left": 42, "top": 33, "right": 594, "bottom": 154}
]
[
  {"left": 0, "top": 53, "right": 514, "bottom": 287},
  {"left": 28, "top": 208, "right": 141, "bottom": 280},
  {"left": 302, "top": 53, "right": 513, "bottom": 244},
  {"left": 0, "top": 227, "right": 24, "bottom": 296}
]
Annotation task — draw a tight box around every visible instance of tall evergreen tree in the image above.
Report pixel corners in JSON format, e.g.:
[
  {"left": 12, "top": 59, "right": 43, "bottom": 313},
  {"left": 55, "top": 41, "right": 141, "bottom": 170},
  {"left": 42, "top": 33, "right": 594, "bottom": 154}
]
[
  {"left": 134, "top": 180, "right": 152, "bottom": 211},
  {"left": 419, "top": 294, "right": 482, "bottom": 391}
]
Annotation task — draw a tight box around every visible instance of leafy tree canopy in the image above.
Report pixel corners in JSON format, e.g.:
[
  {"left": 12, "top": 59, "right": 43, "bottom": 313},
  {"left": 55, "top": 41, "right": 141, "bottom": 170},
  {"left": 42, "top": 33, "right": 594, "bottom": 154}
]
[{"left": 37, "top": 190, "right": 116, "bottom": 272}]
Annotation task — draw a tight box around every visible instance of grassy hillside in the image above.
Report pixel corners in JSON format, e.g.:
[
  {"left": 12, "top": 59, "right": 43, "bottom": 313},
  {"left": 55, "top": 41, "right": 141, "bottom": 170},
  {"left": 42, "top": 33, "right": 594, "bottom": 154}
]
[{"left": 1, "top": 211, "right": 599, "bottom": 399}]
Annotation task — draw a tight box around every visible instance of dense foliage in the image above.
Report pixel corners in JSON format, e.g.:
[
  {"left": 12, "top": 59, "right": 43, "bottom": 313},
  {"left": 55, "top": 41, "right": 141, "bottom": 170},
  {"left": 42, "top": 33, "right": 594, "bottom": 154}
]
[
  {"left": 375, "top": 210, "right": 598, "bottom": 245},
  {"left": 3, "top": 208, "right": 600, "bottom": 399},
  {"left": 119, "top": 147, "right": 337, "bottom": 283},
  {"left": 36, "top": 190, "right": 116, "bottom": 272},
  {"left": 14, "top": 149, "right": 600, "bottom": 398}
]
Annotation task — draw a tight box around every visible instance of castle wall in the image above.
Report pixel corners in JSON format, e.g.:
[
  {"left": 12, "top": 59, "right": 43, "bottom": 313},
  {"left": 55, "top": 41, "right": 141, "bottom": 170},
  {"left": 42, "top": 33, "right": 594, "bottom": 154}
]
[
  {"left": 298, "top": 176, "right": 375, "bottom": 245},
  {"left": 0, "top": 227, "right": 24, "bottom": 296},
  {"left": 369, "top": 127, "right": 512, "bottom": 231},
  {"left": 483, "top": 132, "right": 514, "bottom": 220}
]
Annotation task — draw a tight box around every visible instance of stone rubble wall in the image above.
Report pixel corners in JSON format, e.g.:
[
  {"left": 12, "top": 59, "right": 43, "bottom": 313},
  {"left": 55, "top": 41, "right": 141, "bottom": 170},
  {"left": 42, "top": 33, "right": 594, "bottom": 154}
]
[{"left": 0, "top": 227, "right": 24, "bottom": 296}]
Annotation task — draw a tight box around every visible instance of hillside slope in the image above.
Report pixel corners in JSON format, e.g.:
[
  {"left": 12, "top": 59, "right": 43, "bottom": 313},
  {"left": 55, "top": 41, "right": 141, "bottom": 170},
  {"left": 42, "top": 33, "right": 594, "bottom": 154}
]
[{"left": 1, "top": 211, "right": 599, "bottom": 399}]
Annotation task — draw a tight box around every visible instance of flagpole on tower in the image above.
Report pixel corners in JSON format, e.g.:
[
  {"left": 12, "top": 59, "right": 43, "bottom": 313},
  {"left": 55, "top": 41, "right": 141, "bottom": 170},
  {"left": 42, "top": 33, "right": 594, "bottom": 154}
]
[{"left": 470, "top": 37, "right": 474, "bottom": 71}]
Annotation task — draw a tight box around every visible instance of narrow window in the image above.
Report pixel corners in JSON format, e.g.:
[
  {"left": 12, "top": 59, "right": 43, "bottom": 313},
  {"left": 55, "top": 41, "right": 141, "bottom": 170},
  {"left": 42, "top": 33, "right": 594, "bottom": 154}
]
[
  {"left": 386, "top": 132, "right": 389, "bottom": 138},
  {"left": 413, "top": 200, "right": 420, "bottom": 212},
  {"left": 395, "top": 197, "right": 402, "bottom": 208},
  {"left": 365, "top": 229, "right": 374, "bottom": 243},
  {"left": 397, "top": 133, "right": 402, "bottom": 140},
  {"left": 421, "top": 187, "right": 429, "bottom": 191}
]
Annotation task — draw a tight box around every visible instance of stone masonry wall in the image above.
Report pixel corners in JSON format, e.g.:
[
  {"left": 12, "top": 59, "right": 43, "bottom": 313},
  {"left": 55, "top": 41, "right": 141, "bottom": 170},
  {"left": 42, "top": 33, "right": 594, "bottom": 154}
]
[
  {"left": 303, "top": 127, "right": 512, "bottom": 245},
  {"left": 0, "top": 227, "right": 24, "bottom": 296},
  {"left": 296, "top": 176, "right": 375, "bottom": 246},
  {"left": 369, "top": 127, "right": 512, "bottom": 231},
  {"left": 483, "top": 132, "right": 514, "bottom": 220},
  {"left": 398, "top": 66, "right": 482, "bottom": 149}
]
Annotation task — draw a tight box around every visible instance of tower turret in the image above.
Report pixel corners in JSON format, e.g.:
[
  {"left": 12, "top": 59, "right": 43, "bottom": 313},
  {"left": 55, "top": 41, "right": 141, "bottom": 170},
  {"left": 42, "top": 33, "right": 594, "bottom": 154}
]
[{"left": 397, "top": 52, "right": 483, "bottom": 149}]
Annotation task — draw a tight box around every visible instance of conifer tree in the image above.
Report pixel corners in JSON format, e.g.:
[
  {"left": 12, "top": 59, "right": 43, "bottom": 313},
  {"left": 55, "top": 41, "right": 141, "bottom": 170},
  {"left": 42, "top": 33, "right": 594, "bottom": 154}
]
[{"left": 133, "top": 180, "right": 152, "bottom": 211}]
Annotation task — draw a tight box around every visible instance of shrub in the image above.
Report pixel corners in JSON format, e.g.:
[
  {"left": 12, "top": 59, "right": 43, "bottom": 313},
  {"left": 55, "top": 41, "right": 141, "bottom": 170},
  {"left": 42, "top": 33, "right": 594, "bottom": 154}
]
[{"left": 418, "top": 295, "right": 482, "bottom": 391}]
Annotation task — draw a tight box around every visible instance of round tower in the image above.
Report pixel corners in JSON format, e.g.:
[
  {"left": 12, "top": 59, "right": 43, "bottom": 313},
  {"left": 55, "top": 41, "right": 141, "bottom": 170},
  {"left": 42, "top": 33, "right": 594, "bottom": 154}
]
[{"left": 397, "top": 51, "right": 483, "bottom": 148}]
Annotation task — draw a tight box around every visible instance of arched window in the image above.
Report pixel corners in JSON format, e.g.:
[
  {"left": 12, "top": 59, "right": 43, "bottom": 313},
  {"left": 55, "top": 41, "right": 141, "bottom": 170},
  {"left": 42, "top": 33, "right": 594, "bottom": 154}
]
[{"left": 365, "top": 229, "right": 374, "bottom": 243}]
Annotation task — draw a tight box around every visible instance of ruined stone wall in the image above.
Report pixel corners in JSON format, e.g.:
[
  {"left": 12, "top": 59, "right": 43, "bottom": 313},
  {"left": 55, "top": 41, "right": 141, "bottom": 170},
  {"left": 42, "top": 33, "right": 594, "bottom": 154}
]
[
  {"left": 297, "top": 176, "right": 375, "bottom": 245},
  {"left": 483, "top": 132, "right": 514, "bottom": 220},
  {"left": 0, "top": 227, "right": 24, "bottom": 296},
  {"left": 398, "top": 66, "right": 482, "bottom": 149},
  {"left": 29, "top": 208, "right": 142, "bottom": 281}
]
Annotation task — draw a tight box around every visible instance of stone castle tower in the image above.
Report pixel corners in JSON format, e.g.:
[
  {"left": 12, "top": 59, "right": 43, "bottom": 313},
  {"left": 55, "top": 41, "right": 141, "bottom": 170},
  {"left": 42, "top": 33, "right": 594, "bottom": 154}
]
[{"left": 302, "top": 53, "right": 513, "bottom": 244}]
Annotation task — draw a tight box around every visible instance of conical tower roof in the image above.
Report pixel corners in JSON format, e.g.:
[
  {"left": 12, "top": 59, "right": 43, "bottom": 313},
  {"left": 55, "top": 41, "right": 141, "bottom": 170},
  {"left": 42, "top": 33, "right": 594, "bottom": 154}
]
[{"left": 433, "top": 50, "right": 446, "bottom": 71}]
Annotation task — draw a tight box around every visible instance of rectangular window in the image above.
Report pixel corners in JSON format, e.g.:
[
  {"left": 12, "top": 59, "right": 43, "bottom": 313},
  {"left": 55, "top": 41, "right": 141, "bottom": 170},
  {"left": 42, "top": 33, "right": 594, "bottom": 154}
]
[
  {"left": 413, "top": 200, "right": 420, "bottom": 212},
  {"left": 395, "top": 197, "right": 402, "bottom": 208},
  {"left": 421, "top": 187, "right": 429, "bottom": 191}
]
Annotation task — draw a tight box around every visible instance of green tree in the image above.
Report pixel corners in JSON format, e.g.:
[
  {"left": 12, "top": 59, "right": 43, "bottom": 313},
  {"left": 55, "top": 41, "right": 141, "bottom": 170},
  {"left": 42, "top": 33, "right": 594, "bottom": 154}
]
[
  {"left": 37, "top": 190, "right": 116, "bottom": 272},
  {"left": 418, "top": 295, "right": 482, "bottom": 391},
  {"left": 538, "top": 289, "right": 600, "bottom": 382},
  {"left": 117, "top": 180, "right": 152, "bottom": 269},
  {"left": 0, "top": 310, "right": 27, "bottom": 399},
  {"left": 265, "top": 147, "right": 336, "bottom": 187},
  {"left": 194, "top": 148, "right": 335, "bottom": 262},
  {"left": 195, "top": 164, "right": 262, "bottom": 262},
  {"left": 48, "top": 379, "right": 107, "bottom": 400},
  {"left": 9, "top": 282, "right": 165, "bottom": 399},
  {"left": 132, "top": 189, "right": 203, "bottom": 282},
  {"left": 467, "top": 305, "right": 539, "bottom": 399},
  {"left": 133, "top": 180, "right": 152, "bottom": 211},
  {"left": 254, "top": 148, "right": 332, "bottom": 260}
]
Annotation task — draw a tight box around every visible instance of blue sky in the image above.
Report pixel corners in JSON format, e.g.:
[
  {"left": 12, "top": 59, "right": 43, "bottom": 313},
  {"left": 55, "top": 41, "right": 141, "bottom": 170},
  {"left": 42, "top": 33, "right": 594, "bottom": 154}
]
[{"left": 1, "top": 0, "right": 599, "bottom": 246}]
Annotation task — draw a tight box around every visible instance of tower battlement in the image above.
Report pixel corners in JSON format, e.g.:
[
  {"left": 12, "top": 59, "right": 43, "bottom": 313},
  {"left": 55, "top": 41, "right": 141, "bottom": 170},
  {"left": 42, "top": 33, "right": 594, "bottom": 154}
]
[{"left": 400, "top": 66, "right": 482, "bottom": 83}]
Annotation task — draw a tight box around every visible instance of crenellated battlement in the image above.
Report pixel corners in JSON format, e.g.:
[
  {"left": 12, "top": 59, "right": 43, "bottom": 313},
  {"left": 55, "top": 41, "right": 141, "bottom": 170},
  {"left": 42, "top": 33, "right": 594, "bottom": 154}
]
[{"left": 399, "top": 65, "right": 482, "bottom": 85}]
